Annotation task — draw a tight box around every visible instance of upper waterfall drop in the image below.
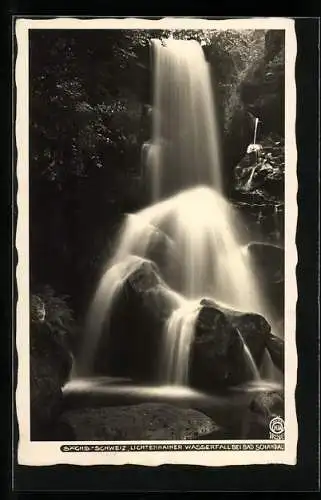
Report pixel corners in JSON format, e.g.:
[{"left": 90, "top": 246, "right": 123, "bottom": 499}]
[{"left": 149, "top": 38, "right": 223, "bottom": 201}]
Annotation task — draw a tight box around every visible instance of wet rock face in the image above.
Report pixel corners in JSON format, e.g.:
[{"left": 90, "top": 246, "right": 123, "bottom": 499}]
[
  {"left": 190, "top": 301, "right": 272, "bottom": 390},
  {"left": 191, "top": 304, "right": 247, "bottom": 388},
  {"left": 234, "top": 135, "right": 285, "bottom": 204},
  {"left": 127, "top": 259, "right": 160, "bottom": 292},
  {"left": 94, "top": 260, "right": 179, "bottom": 381},
  {"left": 196, "top": 305, "right": 236, "bottom": 356},
  {"left": 190, "top": 326, "right": 247, "bottom": 390},
  {"left": 199, "top": 299, "right": 272, "bottom": 365},
  {"left": 227, "top": 312, "right": 272, "bottom": 368},
  {"left": 61, "top": 403, "right": 221, "bottom": 441},
  {"left": 240, "top": 47, "right": 285, "bottom": 138},
  {"left": 219, "top": 32, "right": 285, "bottom": 192}
]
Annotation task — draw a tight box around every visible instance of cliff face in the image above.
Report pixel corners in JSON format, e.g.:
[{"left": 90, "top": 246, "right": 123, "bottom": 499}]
[
  {"left": 211, "top": 30, "right": 285, "bottom": 194},
  {"left": 234, "top": 135, "right": 284, "bottom": 203}
]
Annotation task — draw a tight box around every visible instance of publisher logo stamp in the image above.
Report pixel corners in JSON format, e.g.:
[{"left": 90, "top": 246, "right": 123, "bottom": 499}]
[{"left": 269, "top": 416, "right": 285, "bottom": 440}]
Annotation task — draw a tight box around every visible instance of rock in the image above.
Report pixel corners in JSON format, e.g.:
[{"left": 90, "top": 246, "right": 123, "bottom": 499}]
[
  {"left": 127, "top": 259, "right": 160, "bottom": 292},
  {"left": 30, "top": 322, "right": 73, "bottom": 440},
  {"left": 145, "top": 226, "right": 181, "bottom": 288},
  {"left": 199, "top": 299, "right": 271, "bottom": 368},
  {"left": 31, "top": 294, "right": 46, "bottom": 323},
  {"left": 222, "top": 106, "right": 255, "bottom": 194},
  {"left": 242, "top": 389, "right": 284, "bottom": 439},
  {"left": 210, "top": 30, "right": 285, "bottom": 191},
  {"left": 190, "top": 301, "right": 265, "bottom": 390},
  {"left": 234, "top": 135, "right": 285, "bottom": 204},
  {"left": 250, "top": 390, "right": 284, "bottom": 419},
  {"left": 94, "top": 260, "right": 181, "bottom": 381},
  {"left": 245, "top": 241, "right": 284, "bottom": 284},
  {"left": 266, "top": 333, "right": 284, "bottom": 373},
  {"left": 239, "top": 34, "right": 285, "bottom": 137},
  {"left": 61, "top": 403, "right": 220, "bottom": 441},
  {"left": 226, "top": 311, "right": 271, "bottom": 368},
  {"left": 196, "top": 305, "right": 235, "bottom": 357}
]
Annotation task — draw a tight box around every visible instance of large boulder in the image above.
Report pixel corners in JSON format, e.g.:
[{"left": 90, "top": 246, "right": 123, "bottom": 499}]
[
  {"left": 94, "top": 260, "right": 181, "bottom": 381},
  {"left": 61, "top": 403, "right": 220, "bottom": 441},
  {"left": 190, "top": 303, "right": 246, "bottom": 389},
  {"left": 224, "top": 311, "right": 272, "bottom": 368},
  {"left": 200, "top": 299, "right": 271, "bottom": 366},
  {"left": 189, "top": 300, "right": 271, "bottom": 390}
]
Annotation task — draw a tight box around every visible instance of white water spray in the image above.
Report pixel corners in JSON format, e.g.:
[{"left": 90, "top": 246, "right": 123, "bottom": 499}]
[
  {"left": 161, "top": 300, "right": 201, "bottom": 385},
  {"left": 253, "top": 117, "right": 259, "bottom": 145}
]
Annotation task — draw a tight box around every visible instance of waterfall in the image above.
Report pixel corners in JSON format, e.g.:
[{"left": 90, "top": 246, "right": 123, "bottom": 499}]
[
  {"left": 150, "top": 39, "right": 222, "bottom": 200},
  {"left": 161, "top": 300, "right": 201, "bottom": 385},
  {"left": 253, "top": 117, "right": 259, "bottom": 145},
  {"left": 75, "top": 39, "right": 278, "bottom": 386},
  {"left": 244, "top": 165, "right": 257, "bottom": 191}
]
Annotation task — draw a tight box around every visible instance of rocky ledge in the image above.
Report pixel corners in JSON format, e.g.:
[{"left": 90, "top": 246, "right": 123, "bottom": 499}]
[{"left": 61, "top": 403, "right": 221, "bottom": 441}]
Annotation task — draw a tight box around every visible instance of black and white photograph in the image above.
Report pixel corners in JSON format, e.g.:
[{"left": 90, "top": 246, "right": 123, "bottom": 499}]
[{"left": 15, "top": 17, "right": 297, "bottom": 467}]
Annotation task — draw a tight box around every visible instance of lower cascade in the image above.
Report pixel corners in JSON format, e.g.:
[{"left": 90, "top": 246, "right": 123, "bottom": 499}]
[
  {"left": 73, "top": 38, "right": 282, "bottom": 391},
  {"left": 161, "top": 300, "right": 201, "bottom": 385}
]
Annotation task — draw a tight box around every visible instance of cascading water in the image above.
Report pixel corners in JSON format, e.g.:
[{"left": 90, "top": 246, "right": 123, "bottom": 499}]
[
  {"left": 244, "top": 117, "right": 260, "bottom": 191},
  {"left": 161, "top": 300, "right": 201, "bottom": 385},
  {"left": 74, "top": 255, "right": 149, "bottom": 377},
  {"left": 149, "top": 39, "right": 222, "bottom": 200},
  {"left": 244, "top": 166, "right": 257, "bottom": 192},
  {"left": 253, "top": 117, "right": 259, "bottom": 146},
  {"left": 74, "top": 39, "right": 279, "bottom": 386}
]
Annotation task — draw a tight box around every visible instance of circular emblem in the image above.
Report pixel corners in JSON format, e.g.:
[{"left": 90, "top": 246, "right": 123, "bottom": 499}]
[{"left": 269, "top": 416, "right": 285, "bottom": 435}]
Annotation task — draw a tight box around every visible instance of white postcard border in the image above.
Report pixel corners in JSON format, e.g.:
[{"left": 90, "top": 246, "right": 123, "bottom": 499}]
[{"left": 15, "top": 16, "right": 298, "bottom": 467}]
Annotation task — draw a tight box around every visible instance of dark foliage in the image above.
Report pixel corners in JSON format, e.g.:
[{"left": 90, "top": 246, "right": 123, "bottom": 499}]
[{"left": 30, "top": 289, "right": 74, "bottom": 439}]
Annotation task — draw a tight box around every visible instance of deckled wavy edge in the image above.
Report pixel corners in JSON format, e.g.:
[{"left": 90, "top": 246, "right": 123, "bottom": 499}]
[{"left": 15, "top": 16, "right": 298, "bottom": 467}]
